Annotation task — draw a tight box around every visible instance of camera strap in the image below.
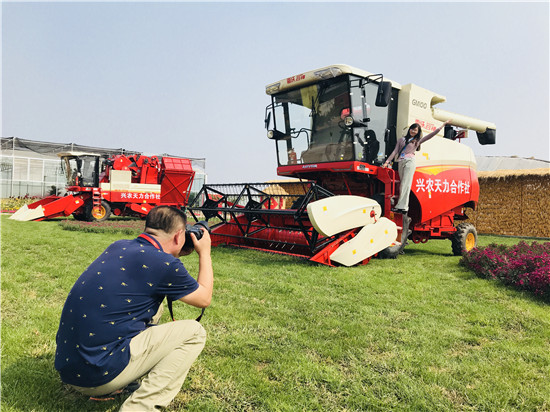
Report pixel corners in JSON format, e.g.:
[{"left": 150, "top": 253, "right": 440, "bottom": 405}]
[
  {"left": 168, "top": 300, "right": 204, "bottom": 322},
  {"left": 138, "top": 233, "right": 205, "bottom": 323}
]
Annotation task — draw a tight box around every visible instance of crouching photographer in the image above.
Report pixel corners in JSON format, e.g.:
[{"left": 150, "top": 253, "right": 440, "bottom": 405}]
[{"left": 55, "top": 206, "right": 213, "bottom": 411}]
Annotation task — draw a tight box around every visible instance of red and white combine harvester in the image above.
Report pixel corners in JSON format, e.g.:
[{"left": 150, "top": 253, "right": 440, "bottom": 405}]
[
  {"left": 188, "top": 64, "right": 496, "bottom": 266},
  {"left": 11, "top": 153, "right": 195, "bottom": 222}
]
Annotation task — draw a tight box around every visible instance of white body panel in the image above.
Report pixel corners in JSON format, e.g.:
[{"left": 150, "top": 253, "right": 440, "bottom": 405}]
[
  {"left": 100, "top": 170, "right": 161, "bottom": 193},
  {"left": 9, "top": 204, "right": 45, "bottom": 221},
  {"left": 306, "top": 195, "right": 381, "bottom": 237},
  {"left": 415, "top": 137, "right": 477, "bottom": 169},
  {"left": 330, "top": 218, "right": 398, "bottom": 267}
]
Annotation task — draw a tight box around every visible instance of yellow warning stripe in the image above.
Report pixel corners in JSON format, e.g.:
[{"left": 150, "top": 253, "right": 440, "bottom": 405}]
[{"left": 416, "top": 165, "right": 471, "bottom": 176}]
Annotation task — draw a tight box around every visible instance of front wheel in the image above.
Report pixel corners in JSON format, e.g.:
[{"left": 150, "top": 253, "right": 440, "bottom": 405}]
[
  {"left": 85, "top": 200, "right": 111, "bottom": 222},
  {"left": 451, "top": 222, "right": 477, "bottom": 256}
]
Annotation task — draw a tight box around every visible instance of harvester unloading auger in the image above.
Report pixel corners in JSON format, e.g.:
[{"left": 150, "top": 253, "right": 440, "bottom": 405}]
[{"left": 188, "top": 64, "right": 496, "bottom": 266}]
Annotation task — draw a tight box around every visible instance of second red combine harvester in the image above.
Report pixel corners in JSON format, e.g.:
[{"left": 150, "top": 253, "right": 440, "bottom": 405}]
[
  {"left": 10, "top": 153, "right": 195, "bottom": 222},
  {"left": 188, "top": 64, "right": 496, "bottom": 266}
]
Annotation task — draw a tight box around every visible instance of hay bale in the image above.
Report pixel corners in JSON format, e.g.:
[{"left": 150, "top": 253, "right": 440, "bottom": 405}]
[
  {"left": 520, "top": 175, "right": 550, "bottom": 237},
  {"left": 264, "top": 180, "right": 309, "bottom": 209},
  {"left": 478, "top": 168, "right": 549, "bottom": 179},
  {"left": 467, "top": 169, "right": 550, "bottom": 238}
]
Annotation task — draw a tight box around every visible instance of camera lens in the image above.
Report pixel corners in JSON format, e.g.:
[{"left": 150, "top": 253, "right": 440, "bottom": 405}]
[{"left": 184, "top": 221, "right": 210, "bottom": 245}]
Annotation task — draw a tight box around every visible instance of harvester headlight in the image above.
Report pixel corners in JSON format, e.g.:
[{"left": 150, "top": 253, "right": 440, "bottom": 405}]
[
  {"left": 344, "top": 116, "right": 354, "bottom": 127},
  {"left": 267, "top": 130, "right": 289, "bottom": 140},
  {"left": 314, "top": 67, "right": 343, "bottom": 80},
  {"left": 266, "top": 82, "right": 281, "bottom": 95}
]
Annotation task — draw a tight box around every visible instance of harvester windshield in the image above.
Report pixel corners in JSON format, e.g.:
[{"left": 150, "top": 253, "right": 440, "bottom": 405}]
[
  {"left": 266, "top": 75, "right": 389, "bottom": 167},
  {"left": 60, "top": 154, "right": 99, "bottom": 188}
]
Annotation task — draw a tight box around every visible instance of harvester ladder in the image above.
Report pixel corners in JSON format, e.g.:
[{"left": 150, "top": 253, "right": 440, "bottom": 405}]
[{"left": 92, "top": 188, "right": 101, "bottom": 209}]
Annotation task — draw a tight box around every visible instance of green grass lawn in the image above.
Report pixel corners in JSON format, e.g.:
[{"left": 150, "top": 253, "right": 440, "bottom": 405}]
[{"left": 1, "top": 215, "right": 549, "bottom": 411}]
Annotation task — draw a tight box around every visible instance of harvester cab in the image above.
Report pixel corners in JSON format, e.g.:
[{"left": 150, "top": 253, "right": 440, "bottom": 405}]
[
  {"left": 265, "top": 72, "right": 393, "bottom": 168},
  {"left": 187, "top": 64, "right": 497, "bottom": 266},
  {"left": 59, "top": 152, "right": 102, "bottom": 189}
]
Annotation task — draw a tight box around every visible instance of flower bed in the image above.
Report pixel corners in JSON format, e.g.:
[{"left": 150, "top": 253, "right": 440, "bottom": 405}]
[
  {"left": 460, "top": 241, "right": 550, "bottom": 301},
  {"left": 58, "top": 219, "right": 145, "bottom": 235},
  {"left": 1, "top": 196, "right": 41, "bottom": 213}
]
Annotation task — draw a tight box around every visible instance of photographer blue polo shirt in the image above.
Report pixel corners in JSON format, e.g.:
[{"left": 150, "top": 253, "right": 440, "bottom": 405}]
[{"left": 54, "top": 233, "right": 199, "bottom": 387}]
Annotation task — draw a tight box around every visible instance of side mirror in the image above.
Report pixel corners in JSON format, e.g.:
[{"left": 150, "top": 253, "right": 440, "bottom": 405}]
[
  {"left": 444, "top": 125, "right": 457, "bottom": 140},
  {"left": 476, "top": 128, "right": 496, "bottom": 145},
  {"left": 375, "top": 81, "right": 392, "bottom": 107},
  {"left": 264, "top": 111, "right": 272, "bottom": 130}
]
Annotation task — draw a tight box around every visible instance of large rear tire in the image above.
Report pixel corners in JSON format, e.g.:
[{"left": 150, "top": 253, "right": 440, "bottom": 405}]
[
  {"left": 85, "top": 201, "right": 111, "bottom": 222},
  {"left": 451, "top": 222, "right": 477, "bottom": 256},
  {"left": 72, "top": 212, "right": 87, "bottom": 221}
]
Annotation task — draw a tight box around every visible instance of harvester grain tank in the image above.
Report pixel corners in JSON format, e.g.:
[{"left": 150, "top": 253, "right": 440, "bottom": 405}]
[
  {"left": 10, "top": 152, "right": 195, "bottom": 221},
  {"left": 187, "top": 64, "right": 497, "bottom": 266}
]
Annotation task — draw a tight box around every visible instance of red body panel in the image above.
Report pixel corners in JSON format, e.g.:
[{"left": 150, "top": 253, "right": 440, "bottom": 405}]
[
  {"left": 277, "top": 161, "right": 479, "bottom": 224},
  {"left": 36, "top": 194, "right": 88, "bottom": 220},
  {"left": 103, "top": 191, "right": 161, "bottom": 203},
  {"left": 209, "top": 212, "right": 353, "bottom": 266},
  {"left": 128, "top": 203, "right": 155, "bottom": 216},
  {"left": 25, "top": 195, "right": 62, "bottom": 209},
  {"left": 411, "top": 165, "right": 479, "bottom": 224},
  {"left": 161, "top": 157, "right": 195, "bottom": 205},
  {"left": 277, "top": 161, "right": 378, "bottom": 177}
]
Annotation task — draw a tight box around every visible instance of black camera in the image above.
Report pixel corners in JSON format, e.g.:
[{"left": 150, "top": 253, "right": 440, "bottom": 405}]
[{"left": 184, "top": 220, "right": 210, "bottom": 246}]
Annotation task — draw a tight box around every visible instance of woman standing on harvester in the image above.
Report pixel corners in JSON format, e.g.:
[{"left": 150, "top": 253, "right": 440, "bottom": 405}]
[{"left": 383, "top": 120, "right": 452, "bottom": 213}]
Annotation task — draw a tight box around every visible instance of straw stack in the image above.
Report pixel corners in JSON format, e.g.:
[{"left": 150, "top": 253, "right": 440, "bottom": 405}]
[{"left": 467, "top": 168, "right": 550, "bottom": 238}]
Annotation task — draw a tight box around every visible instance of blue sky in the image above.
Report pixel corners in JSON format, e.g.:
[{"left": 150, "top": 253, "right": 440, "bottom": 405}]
[{"left": 2, "top": 1, "right": 549, "bottom": 183}]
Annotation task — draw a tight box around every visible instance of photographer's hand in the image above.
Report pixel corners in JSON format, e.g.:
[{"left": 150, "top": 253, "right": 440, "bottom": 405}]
[{"left": 191, "top": 229, "right": 211, "bottom": 256}]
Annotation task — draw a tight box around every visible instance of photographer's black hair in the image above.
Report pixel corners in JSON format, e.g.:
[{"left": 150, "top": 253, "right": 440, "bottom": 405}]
[{"left": 145, "top": 206, "right": 187, "bottom": 235}]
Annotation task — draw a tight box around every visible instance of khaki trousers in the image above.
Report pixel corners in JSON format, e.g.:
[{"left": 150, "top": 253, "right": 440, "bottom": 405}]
[
  {"left": 396, "top": 157, "right": 416, "bottom": 211},
  {"left": 70, "top": 305, "right": 206, "bottom": 411}
]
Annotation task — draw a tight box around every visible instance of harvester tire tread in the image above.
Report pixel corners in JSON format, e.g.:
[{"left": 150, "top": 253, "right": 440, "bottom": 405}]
[
  {"left": 73, "top": 213, "right": 87, "bottom": 221},
  {"left": 378, "top": 243, "right": 402, "bottom": 259},
  {"left": 451, "top": 222, "right": 477, "bottom": 256},
  {"left": 85, "top": 201, "right": 111, "bottom": 222}
]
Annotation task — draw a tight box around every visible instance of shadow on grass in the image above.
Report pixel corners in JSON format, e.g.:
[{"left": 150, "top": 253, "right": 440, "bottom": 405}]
[
  {"left": 218, "top": 245, "right": 315, "bottom": 266},
  {"left": 1, "top": 354, "right": 123, "bottom": 412},
  {"left": 469, "top": 274, "right": 550, "bottom": 306},
  {"left": 219, "top": 243, "right": 460, "bottom": 269},
  {"left": 399, "top": 248, "right": 453, "bottom": 258}
]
